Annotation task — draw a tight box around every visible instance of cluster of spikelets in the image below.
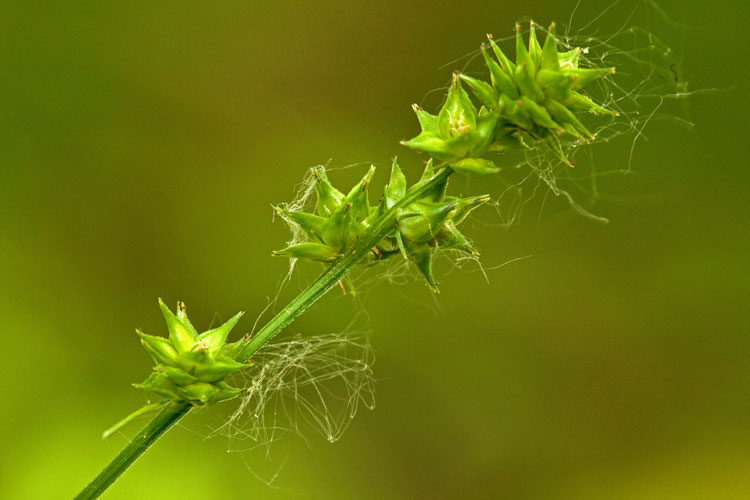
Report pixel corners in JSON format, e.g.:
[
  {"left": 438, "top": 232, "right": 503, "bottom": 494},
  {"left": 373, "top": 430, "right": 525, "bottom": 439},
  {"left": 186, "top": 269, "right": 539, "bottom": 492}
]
[
  {"left": 116, "top": 20, "right": 621, "bottom": 431},
  {"left": 273, "top": 160, "right": 487, "bottom": 290},
  {"left": 272, "top": 22, "right": 616, "bottom": 288},
  {"left": 402, "top": 22, "right": 616, "bottom": 172},
  {"left": 135, "top": 299, "right": 250, "bottom": 405},
  {"left": 252, "top": 23, "right": 623, "bottom": 442}
]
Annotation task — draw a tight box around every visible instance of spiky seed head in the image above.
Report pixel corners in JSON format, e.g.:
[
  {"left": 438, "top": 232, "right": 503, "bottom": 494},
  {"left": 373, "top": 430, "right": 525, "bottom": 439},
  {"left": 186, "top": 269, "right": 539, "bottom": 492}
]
[
  {"left": 134, "top": 300, "right": 248, "bottom": 406},
  {"left": 401, "top": 21, "right": 617, "bottom": 173}
]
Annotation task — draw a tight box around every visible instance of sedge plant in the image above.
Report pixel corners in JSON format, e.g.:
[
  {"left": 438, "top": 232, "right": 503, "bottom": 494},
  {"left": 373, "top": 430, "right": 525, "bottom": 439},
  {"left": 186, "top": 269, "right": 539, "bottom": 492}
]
[{"left": 75, "top": 22, "right": 642, "bottom": 499}]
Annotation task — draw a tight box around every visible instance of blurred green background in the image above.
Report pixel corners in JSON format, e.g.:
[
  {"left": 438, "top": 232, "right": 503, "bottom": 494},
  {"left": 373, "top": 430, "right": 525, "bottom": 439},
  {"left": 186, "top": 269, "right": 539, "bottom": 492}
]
[{"left": 2, "top": 1, "right": 748, "bottom": 498}]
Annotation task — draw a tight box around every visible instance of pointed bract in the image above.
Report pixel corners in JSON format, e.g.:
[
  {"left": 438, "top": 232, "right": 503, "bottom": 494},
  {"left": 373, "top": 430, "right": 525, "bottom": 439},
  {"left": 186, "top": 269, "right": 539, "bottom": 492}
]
[
  {"left": 277, "top": 209, "right": 326, "bottom": 240},
  {"left": 450, "top": 158, "right": 500, "bottom": 176},
  {"left": 405, "top": 240, "right": 438, "bottom": 291},
  {"left": 515, "top": 23, "right": 534, "bottom": 75},
  {"left": 400, "top": 132, "right": 451, "bottom": 161},
  {"left": 564, "top": 67, "right": 615, "bottom": 89},
  {"left": 345, "top": 165, "right": 376, "bottom": 221},
  {"left": 159, "top": 299, "right": 195, "bottom": 353},
  {"left": 195, "top": 310, "right": 244, "bottom": 355},
  {"left": 313, "top": 167, "right": 345, "bottom": 217},
  {"left": 520, "top": 96, "right": 561, "bottom": 131},
  {"left": 412, "top": 104, "right": 438, "bottom": 134},
  {"left": 487, "top": 34, "right": 516, "bottom": 74},
  {"left": 528, "top": 22, "right": 542, "bottom": 65},
  {"left": 459, "top": 73, "right": 499, "bottom": 111},
  {"left": 541, "top": 23, "right": 560, "bottom": 71},
  {"left": 137, "top": 330, "right": 181, "bottom": 366},
  {"left": 398, "top": 201, "right": 457, "bottom": 243},
  {"left": 482, "top": 44, "right": 518, "bottom": 99},
  {"left": 515, "top": 62, "right": 545, "bottom": 102},
  {"left": 385, "top": 158, "right": 407, "bottom": 209},
  {"left": 564, "top": 91, "right": 617, "bottom": 115},
  {"left": 159, "top": 365, "right": 198, "bottom": 386},
  {"left": 273, "top": 242, "right": 340, "bottom": 262},
  {"left": 437, "top": 73, "right": 477, "bottom": 139}
]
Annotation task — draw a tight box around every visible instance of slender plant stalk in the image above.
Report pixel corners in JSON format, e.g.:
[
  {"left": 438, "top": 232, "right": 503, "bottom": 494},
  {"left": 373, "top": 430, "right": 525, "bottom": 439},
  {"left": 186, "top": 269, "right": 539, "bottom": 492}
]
[
  {"left": 74, "top": 401, "right": 190, "bottom": 500},
  {"left": 74, "top": 166, "right": 453, "bottom": 500}
]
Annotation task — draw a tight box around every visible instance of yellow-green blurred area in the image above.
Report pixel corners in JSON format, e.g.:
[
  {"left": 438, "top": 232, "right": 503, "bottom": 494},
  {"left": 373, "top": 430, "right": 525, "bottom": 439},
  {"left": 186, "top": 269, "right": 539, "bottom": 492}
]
[{"left": 1, "top": 0, "right": 748, "bottom": 498}]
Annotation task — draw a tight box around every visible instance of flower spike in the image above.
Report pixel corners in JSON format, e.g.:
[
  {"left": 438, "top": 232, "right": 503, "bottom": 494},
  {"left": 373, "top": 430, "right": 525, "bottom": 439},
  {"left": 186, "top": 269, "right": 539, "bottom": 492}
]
[
  {"left": 274, "top": 161, "right": 490, "bottom": 290},
  {"left": 402, "top": 20, "right": 617, "bottom": 172},
  {"left": 133, "top": 300, "right": 249, "bottom": 406}
]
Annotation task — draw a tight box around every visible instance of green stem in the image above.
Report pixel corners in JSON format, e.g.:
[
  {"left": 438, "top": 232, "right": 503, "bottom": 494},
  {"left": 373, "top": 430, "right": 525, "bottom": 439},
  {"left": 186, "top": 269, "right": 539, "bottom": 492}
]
[
  {"left": 74, "top": 166, "right": 453, "bottom": 499},
  {"left": 74, "top": 401, "right": 190, "bottom": 500}
]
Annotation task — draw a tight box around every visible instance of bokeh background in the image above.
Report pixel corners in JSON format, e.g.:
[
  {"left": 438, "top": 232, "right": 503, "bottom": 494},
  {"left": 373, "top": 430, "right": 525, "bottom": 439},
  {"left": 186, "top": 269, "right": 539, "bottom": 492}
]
[{"left": 2, "top": 1, "right": 748, "bottom": 498}]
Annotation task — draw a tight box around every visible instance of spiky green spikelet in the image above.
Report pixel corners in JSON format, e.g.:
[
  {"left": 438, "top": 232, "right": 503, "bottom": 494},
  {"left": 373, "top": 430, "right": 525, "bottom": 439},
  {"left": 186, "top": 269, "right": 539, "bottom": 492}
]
[
  {"left": 273, "top": 165, "right": 377, "bottom": 262},
  {"left": 134, "top": 299, "right": 250, "bottom": 405},
  {"left": 401, "top": 22, "right": 617, "bottom": 173},
  {"left": 382, "top": 158, "right": 489, "bottom": 290},
  {"left": 273, "top": 160, "right": 488, "bottom": 290}
]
